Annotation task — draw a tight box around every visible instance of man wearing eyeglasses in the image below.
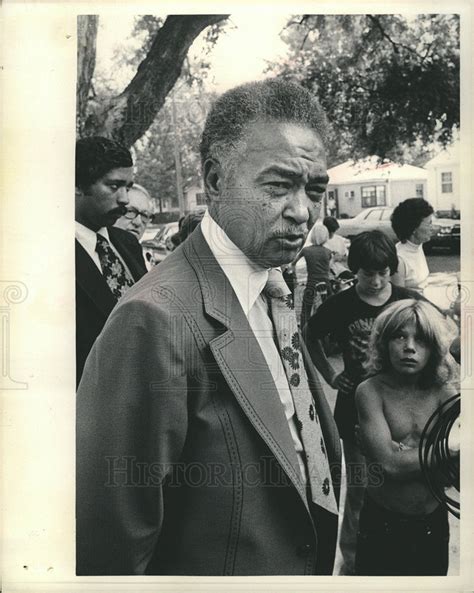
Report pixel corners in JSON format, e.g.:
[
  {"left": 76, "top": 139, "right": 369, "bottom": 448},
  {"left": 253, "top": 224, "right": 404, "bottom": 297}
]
[
  {"left": 75, "top": 136, "right": 147, "bottom": 386},
  {"left": 114, "top": 183, "right": 154, "bottom": 241}
]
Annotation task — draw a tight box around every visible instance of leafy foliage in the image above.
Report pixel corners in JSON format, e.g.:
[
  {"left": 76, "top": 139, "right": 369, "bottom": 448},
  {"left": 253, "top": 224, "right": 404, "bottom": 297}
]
[
  {"left": 271, "top": 14, "right": 459, "bottom": 165},
  {"left": 133, "top": 82, "right": 215, "bottom": 210}
]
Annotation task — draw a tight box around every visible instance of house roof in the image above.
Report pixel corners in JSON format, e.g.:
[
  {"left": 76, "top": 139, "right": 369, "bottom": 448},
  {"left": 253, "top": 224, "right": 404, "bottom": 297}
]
[
  {"left": 424, "top": 141, "right": 459, "bottom": 168},
  {"left": 328, "top": 157, "right": 427, "bottom": 185}
]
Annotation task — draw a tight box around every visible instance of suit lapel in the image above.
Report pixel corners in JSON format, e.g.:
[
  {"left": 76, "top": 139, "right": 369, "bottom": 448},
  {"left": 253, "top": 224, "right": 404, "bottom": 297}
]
[
  {"left": 183, "top": 229, "right": 309, "bottom": 508},
  {"left": 75, "top": 240, "right": 117, "bottom": 317}
]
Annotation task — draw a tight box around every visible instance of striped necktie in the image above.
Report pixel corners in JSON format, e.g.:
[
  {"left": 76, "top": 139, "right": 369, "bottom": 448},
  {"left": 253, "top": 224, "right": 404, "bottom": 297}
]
[
  {"left": 95, "top": 234, "right": 134, "bottom": 300},
  {"left": 264, "top": 268, "right": 338, "bottom": 515}
]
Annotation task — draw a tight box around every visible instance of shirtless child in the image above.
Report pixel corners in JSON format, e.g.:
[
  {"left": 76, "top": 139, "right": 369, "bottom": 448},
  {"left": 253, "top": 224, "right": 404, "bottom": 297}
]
[{"left": 355, "top": 299, "right": 458, "bottom": 576}]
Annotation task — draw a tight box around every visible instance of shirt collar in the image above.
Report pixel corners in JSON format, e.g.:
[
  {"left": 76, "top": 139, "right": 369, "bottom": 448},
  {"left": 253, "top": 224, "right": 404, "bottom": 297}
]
[
  {"left": 200, "top": 210, "right": 269, "bottom": 316},
  {"left": 75, "top": 221, "right": 110, "bottom": 251},
  {"left": 405, "top": 239, "right": 423, "bottom": 252}
]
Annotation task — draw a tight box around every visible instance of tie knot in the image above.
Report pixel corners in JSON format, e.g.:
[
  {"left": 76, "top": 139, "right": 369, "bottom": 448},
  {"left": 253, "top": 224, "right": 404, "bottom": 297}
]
[
  {"left": 96, "top": 233, "right": 108, "bottom": 251},
  {"left": 264, "top": 268, "right": 293, "bottom": 303}
]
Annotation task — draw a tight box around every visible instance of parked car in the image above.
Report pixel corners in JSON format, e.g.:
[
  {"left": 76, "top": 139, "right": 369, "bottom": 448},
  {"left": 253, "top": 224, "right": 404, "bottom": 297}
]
[
  {"left": 435, "top": 209, "right": 460, "bottom": 220},
  {"left": 430, "top": 214, "right": 460, "bottom": 252},
  {"left": 337, "top": 206, "right": 460, "bottom": 252},
  {"left": 337, "top": 207, "right": 396, "bottom": 242},
  {"left": 140, "top": 224, "right": 164, "bottom": 244},
  {"left": 141, "top": 221, "right": 180, "bottom": 264}
]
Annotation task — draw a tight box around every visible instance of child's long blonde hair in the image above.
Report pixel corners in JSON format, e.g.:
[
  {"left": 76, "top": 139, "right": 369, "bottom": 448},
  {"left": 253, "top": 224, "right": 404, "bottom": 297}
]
[{"left": 365, "top": 299, "right": 457, "bottom": 388}]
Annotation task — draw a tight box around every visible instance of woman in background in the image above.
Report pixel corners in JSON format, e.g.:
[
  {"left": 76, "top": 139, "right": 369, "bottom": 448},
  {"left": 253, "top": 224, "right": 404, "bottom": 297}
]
[
  {"left": 391, "top": 198, "right": 434, "bottom": 293},
  {"left": 323, "top": 216, "right": 349, "bottom": 278}
]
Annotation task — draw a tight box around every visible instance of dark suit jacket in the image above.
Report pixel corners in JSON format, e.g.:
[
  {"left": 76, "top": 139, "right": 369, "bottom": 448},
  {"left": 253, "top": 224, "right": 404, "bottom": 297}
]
[
  {"left": 75, "top": 226, "right": 147, "bottom": 386},
  {"left": 76, "top": 226, "right": 341, "bottom": 576}
]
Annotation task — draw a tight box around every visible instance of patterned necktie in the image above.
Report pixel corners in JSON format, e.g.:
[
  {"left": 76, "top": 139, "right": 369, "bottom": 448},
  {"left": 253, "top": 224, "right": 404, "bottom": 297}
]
[
  {"left": 264, "top": 268, "right": 338, "bottom": 515},
  {"left": 95, "top": 234, "right": 134, "bottom": 300}
]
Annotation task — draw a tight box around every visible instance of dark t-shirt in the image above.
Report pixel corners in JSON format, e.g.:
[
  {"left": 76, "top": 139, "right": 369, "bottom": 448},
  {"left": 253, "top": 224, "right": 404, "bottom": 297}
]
[{"left": 306, "top": 283, "right": 425, "bottom": 440}]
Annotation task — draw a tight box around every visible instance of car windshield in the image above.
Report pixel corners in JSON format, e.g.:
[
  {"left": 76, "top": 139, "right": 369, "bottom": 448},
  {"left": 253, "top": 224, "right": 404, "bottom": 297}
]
[
  {"left": 141, "top": 227, "right": 160, "bottom": 242},
  {"left": 163, "top": 224, "right": 178, "bottom": 239},
  {"left": 431, "top": 214, "right": 452, "bottom": 225},
  {"left": 154, "top": 226, "right": 169, "bottom": 242},
  {"left": 364, "top": 209, "right": 382, "bottom": 220}
]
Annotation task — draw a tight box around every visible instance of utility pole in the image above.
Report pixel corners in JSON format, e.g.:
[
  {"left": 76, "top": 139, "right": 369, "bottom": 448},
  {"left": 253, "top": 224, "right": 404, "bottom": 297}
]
[{"left": 171, "top": 92, "right": 185, "bottom": 214}]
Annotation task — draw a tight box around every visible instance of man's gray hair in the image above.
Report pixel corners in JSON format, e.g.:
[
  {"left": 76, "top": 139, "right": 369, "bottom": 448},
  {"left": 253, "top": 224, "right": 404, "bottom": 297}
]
[
  {"left": 199, "top": 78, "right": 328, "bottom": 169},
  {"left": 130, "top": 183, "right": 153, "bottom": 209}
]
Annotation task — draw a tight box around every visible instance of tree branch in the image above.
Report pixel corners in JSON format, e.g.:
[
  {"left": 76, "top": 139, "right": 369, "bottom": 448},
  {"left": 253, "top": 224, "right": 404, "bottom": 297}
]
[
  {"left": 76, "top": 15, "right": 99, "bottom": 134},
  {"left": 367, "top": 15, "right": 421, "bottom": 58},
  {"left": 84, "top": 15, "right": 229, "bottom": 146}
]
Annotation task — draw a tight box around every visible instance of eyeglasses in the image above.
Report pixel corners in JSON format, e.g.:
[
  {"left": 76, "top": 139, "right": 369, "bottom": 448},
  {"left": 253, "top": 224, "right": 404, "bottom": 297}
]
[{"left": 123, "top": 208, "right": 152, "bottom": 223}]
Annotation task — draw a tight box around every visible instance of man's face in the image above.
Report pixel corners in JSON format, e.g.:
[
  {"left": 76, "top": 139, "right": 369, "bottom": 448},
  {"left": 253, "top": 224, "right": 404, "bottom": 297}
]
[
  {"left": 388, "top": 321, "right": 431, "bottom": 376},
  {"left": 114, "top": 188, "right": 152, "bottom": 240},
  {"left": 75, "top": 167, "right": 134, "bottom": 231},
  {"left": 356, "top": 267, "right": 391, "bottom": 296},
  {"left": 208, "top": 122, "right": 328, "bottom": 268}
]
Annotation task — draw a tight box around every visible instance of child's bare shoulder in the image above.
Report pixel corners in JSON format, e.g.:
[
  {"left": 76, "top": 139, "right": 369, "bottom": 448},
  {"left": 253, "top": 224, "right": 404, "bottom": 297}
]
[
  {"left": 355, "top": 375, "right": 385, "bottom": 405},
  {"left": 437, "top": 381, "right": 459, "bottom": 405}
]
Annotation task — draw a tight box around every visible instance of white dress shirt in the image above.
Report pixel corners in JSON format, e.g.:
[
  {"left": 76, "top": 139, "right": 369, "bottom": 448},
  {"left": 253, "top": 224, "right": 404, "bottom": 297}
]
[
  {"left": 201, "top": 211, "right": 307, "bottom": 481},
  {"left": 75, "top": 222, "right": 133, "bottom": 277}
]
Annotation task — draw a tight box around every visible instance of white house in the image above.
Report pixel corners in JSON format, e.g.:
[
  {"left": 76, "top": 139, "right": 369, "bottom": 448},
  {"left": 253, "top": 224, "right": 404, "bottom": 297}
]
[
  {"left": 326, "top": 157, "right": 428, "bottom": 218},
  {"left": 425, "top": 141, "right": 460, "bottom": 212},
  {"left": 184, "top": 185, "right": 207, "bottom": 213}
]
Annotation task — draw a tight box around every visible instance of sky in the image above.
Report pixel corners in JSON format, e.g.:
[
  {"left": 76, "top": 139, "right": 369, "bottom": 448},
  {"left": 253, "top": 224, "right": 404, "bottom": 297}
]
[
  {"left": 95, "top": 13, "right": 290, "bottom": 94},
  {"left": 197, "top": 14, "right": 290, "bottom": 92}
]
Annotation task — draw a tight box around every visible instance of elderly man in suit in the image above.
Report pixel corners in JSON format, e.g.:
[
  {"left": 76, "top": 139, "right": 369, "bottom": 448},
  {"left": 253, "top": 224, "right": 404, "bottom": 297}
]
[
  {"left": 76, "top": 79, "right": 341, "bottom": 576},
  {"left": 75, "top": 137, "right": 147, "bottom": 386},
  {"left": 114, "top": 183, "right": 154, "bottom": 241}
]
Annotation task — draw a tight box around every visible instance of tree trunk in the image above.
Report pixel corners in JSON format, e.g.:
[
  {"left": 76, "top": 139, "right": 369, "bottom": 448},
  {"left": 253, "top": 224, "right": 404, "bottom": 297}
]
[
  {"left": 82, "top": 15, "right": 228, "bottom": 147},
  {"left": 77, "top": 15, "right": 98, "bottom": 135}
]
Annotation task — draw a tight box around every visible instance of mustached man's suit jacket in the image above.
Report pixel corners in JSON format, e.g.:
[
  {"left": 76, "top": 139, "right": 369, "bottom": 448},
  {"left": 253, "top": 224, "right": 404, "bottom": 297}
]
[
  {"left": 76, "top": 225, "right": 341, "bottom": 576},
  {"left": 75, "top": 226, "right": 147, "bottom": 386}
]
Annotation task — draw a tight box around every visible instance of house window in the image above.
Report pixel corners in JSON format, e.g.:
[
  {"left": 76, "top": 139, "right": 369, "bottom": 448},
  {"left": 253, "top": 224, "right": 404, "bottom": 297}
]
[
  {"left": 350, "top": 190, "right": 355, "bottom": 198},
  {"left": 361, "top": 185, "right": 386, "bottom": 208},
  {"left": 195, "top": 192, "right": 206, "bottom": 206},
  {"left": 441, "top": 172, "right": 453, "bottom": 193},
  {"left": 416, "top": 184, "right": 424, "bottom": 197}
]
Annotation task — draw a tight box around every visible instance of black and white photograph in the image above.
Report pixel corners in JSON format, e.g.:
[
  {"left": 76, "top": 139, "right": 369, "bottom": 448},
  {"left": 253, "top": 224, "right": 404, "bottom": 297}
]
[{"left": 1, "top": 2, "right": 472, "bottom": 592}]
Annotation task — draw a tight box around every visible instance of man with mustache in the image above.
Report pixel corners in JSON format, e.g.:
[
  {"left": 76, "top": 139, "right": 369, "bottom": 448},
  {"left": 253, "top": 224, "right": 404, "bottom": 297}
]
[
  {"left": 76, "top": 80, "right": 341, "bottom": 575},
  {"left": 75, "top": 136, "right": 147, "bottom": 386}
]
